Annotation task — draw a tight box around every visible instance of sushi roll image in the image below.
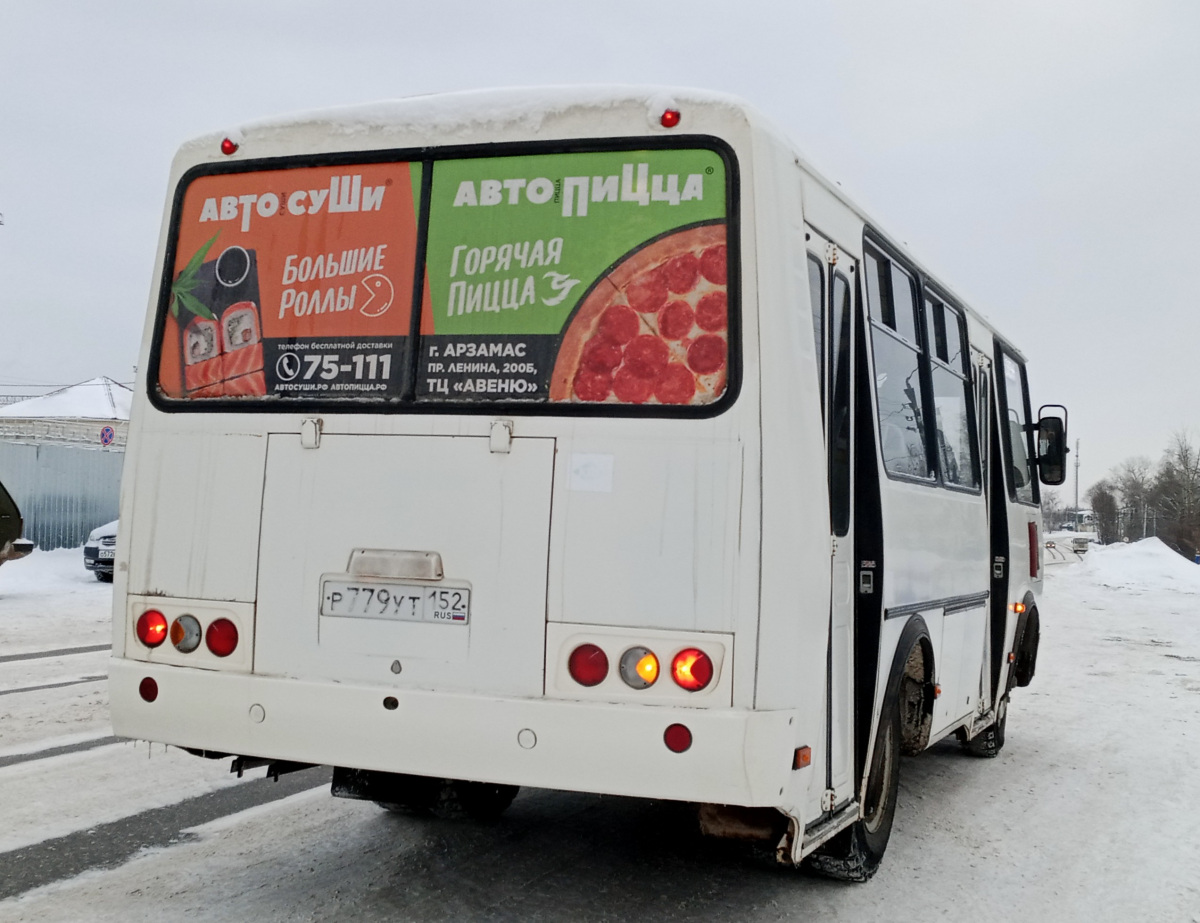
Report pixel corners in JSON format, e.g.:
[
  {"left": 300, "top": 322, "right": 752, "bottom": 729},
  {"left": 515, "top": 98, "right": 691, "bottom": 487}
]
[
  {"left": 183, "top": 316, "right": 223, "bottom": 392},
  {"left": 221, "top": 302, "right": 264, "bottom": 384}
]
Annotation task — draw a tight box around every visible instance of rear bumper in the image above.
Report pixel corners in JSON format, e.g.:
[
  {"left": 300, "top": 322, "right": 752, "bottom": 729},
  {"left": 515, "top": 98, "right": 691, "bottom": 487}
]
[{"left": 109, "top": 659, "right": 797, "bottom": 807}]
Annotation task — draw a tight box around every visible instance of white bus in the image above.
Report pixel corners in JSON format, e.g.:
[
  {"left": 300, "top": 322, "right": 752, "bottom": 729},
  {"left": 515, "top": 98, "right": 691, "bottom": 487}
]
[{"left": 110, "top": 87, "right": 1067, "bottom": 880}]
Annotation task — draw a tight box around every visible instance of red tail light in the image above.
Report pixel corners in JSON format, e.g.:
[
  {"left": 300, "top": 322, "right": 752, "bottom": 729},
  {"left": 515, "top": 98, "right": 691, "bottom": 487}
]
[
  {"left": 671, "top": 648, "right": 713, "bottom": 692},
  {"left": 135, "top": 610, "right": 168, "bottom": 648},
  {"left": 567, "top": 643, "right": 608, "bottom": 687},
  {"left": 206, "top": 618, "right": 239, "bottom": 657}
]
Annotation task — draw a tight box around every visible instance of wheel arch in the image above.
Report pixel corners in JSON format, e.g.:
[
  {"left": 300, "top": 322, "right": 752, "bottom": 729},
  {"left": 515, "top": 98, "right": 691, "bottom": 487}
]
[{"left": 882, "top": 615, "right": 935, "bottom": 756}]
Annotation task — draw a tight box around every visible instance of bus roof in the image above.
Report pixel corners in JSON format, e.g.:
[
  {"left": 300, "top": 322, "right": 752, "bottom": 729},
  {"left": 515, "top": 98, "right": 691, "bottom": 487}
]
[{"left": 181, "top": 84, "right": 1025, "bottom": 362}]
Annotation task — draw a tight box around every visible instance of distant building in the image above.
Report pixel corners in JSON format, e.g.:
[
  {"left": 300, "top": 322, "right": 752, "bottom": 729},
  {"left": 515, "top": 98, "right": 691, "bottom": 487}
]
[{"left": 0, "top": 377, "right": 131, "bottom": 550}]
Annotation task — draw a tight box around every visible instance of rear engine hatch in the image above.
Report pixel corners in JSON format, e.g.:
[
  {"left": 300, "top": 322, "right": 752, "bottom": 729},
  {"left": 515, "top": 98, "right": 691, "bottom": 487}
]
[{"left": 255, "top": 432, "right": 554, "bottom": 696}]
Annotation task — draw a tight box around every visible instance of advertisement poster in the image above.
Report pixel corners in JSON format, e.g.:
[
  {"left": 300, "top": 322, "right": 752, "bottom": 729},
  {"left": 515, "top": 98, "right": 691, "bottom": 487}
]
[
  {"left": 420, "top": 149, "right": 729, "bottom": 406},
  {"left": 158, "top": 161, "right": 423, "bottom": 401}
]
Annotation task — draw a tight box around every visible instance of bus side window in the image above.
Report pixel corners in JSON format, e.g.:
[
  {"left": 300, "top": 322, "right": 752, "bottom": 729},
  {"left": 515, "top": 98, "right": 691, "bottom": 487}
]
[
  {"left": 926, "top": 298, "right": 979, "bottom": 490},
  {"left": 864, "top": 246, "right": 933, "bottom": 480},
  {"left": 807, "top": 253, "right": 825, "bottom": 416}
]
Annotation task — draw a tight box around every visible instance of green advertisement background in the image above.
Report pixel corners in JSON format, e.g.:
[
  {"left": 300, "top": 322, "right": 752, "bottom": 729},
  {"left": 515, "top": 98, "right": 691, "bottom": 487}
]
[{"left": 425, "top": 149, "right": 726, "bottom": 336}]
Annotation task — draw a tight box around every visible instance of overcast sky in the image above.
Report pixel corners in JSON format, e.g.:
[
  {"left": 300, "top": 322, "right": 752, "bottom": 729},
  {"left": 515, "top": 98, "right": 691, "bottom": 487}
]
[{"left": 2, "top": 0, "right": 1196, "bottom": 493}]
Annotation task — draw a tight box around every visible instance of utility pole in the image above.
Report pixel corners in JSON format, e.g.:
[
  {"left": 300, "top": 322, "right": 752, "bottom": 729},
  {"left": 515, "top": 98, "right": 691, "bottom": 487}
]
[{"left": 1074, "top": 438, "right": 1081, "bottom": 532}]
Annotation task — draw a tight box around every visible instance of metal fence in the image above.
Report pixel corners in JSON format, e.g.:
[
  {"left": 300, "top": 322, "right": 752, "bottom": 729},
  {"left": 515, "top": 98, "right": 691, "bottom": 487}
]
[{"left": 0, "top": 442, "right": 124, "bottom": 550}]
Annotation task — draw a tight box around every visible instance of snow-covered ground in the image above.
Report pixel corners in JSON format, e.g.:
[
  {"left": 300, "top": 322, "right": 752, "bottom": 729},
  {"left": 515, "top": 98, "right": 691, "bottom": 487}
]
[{"left": 2, "top": 541, "right": 1199, "bottom": 921}]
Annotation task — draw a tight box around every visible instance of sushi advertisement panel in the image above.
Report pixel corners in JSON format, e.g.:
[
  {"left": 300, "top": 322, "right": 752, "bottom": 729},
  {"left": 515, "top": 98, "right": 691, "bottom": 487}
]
[{"left": 157, "top": 161, "right": 423, "bottom": 401}]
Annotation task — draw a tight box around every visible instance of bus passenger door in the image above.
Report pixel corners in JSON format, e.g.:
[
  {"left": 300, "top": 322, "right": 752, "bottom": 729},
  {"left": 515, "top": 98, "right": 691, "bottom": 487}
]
[{"left": 806, "top": 230, "right": 856, "bottom": 809}]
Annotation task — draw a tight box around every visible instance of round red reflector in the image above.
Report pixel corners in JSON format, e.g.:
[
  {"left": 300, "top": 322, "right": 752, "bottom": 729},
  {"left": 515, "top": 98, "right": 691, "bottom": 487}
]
[
  {"left": 139, "top": 677, "right": 159, "bottom": 702},
  {"left": 671, "top": 648, "right": 714, "bottom": 692},
  {"left": 220, "top": 137, "right": 239, "bottom": 155},
  {"left": 664, "top": 723, "right": 692, "bottom": 752},
  {"left": 135, "top": 610, "right": 168, "bottom": 648},
  {"left": 660, "top": 109, "right": 681, "bottom": 128},
  {"left": 567, "top": 643, "right": 608, "bottom": 687},
  {"left": 205, "top": 618, "right": 239, "bottom": 657}
]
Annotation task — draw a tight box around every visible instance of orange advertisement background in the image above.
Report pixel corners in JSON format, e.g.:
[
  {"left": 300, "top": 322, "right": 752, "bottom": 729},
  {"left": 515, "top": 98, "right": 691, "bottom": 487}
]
[{"left": 158, "top": 161, "right": 422, "bottom": 398}]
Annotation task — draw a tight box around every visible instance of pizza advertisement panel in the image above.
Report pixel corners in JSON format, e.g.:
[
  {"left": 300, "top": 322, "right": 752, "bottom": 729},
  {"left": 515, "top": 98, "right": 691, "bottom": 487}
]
[
  {"left": 152, "top": 143, "right": 735, "bottom": 414},
  {"left": 420, "top": 148, "right": 730, "bottom": 407}
]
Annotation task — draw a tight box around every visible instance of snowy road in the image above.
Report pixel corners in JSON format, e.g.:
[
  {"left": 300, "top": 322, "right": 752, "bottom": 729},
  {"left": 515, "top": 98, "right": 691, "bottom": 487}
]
[{"left": 2, "top": 544, "right": 1199, "bottom": 921}]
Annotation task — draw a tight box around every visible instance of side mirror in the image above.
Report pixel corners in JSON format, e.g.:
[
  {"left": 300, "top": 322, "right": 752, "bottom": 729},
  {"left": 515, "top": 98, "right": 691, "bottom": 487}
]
[{"left": 1037, "top": 405, "right": 1068, "bottom": 486}]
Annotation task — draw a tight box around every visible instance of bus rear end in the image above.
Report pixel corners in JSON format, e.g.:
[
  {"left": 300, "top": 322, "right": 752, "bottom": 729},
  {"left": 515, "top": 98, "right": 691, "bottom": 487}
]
[{"left": 110, "top": 91, "right": 814, "bottom": 830}]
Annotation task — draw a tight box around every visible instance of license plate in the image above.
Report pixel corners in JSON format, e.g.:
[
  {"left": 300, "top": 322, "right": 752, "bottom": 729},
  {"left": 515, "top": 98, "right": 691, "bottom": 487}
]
[
  {"left": 98, "top": 549, "right": 115, "bottom": 561},
  {"left": 320, "top": 579, "right": 470, "bottom": 624}
]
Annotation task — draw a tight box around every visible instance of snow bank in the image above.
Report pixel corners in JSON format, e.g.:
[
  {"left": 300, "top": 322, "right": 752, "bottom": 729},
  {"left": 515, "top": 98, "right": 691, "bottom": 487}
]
[{"left": 1061, "top": 537, "right": 1200, "bottom": 593}]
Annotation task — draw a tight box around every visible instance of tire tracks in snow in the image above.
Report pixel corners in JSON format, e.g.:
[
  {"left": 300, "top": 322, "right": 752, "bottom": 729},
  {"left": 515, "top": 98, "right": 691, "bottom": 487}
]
[{"left": 0, "top": 765, "right": 332, "bottom": 901}]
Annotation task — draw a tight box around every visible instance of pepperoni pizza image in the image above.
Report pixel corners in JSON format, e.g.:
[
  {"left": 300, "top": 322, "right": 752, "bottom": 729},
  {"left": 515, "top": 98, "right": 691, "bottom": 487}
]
[{"left": 549, "top": 224, "right": 729, "bottom": 406}]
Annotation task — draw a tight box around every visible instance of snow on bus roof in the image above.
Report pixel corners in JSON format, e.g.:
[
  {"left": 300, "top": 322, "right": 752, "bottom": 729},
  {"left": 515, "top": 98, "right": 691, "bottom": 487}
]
[
  {"left": 185, "top": 84, "right": 1020, "bottom": 360},
  {"left": 187, "top": 85, "right": 750, "bottom": 149},
  {"left": 0, "top": 377, "right": 131, "bottom": 421}
]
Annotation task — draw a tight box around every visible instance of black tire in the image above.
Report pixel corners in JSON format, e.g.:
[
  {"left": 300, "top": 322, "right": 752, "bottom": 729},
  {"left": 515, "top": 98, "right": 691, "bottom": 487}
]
[
  {"left": 454, "top": 780, "right": 519, "bottom": 822},
  {"left": 1013, "top": 613, "right": 1039, "bottom": 687},
  {"left": 961, "top": 695, "right": 1007, "bottom": 758},
  {"left": 804, "top": 705, "right": 901, "bottom": 882},
  {"left": 96, "top": 571, "right": 114, "bottom": 582}
]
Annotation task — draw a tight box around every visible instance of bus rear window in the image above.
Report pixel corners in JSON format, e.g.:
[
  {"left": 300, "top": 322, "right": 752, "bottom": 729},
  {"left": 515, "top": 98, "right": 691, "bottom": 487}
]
[{"left": 153, "top": 146, "right": 734, "bottom": 412}]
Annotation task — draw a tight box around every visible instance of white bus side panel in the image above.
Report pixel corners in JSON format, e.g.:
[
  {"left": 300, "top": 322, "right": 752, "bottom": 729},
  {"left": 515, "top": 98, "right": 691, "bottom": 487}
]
[
  {"left": 124, "top": 429, "right": 266, "bottom": 605},
  {"left": 548, "top": 431, "right": 744, "bottom": 635},
  {"left": 751, "top": 137, "right": 833, "bottom": 825},
  {"left": 877, "top": 476, "right": 988, "bottom": 737}
]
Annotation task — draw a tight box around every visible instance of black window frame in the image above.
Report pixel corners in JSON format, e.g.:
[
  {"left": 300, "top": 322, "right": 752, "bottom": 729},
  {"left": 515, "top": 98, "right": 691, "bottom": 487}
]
[
  {"left": 995, "top": 341, "right": 1040, "bottom": 506},
  {"left": 147, "top": 135, "right": 742, "bottom": 420},
  {"left": 864, "top": 231, "right": 985, "bottom": 494},
  {"left": 806, "top": 252, "right": 826, "bottom": 418},
  {"left": 864, "top": 238, "right": 937, "bottom": 484},
  {"left": 922, "top": 286, "right": 982, "bottom": 494}
]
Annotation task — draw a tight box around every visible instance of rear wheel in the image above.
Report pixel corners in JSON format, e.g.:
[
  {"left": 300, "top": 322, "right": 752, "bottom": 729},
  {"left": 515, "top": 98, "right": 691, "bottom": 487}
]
[
  {"left": 960, "top": 695, "right": 1007, "bottom": 758},
  {"left": 376, "top": 775, "right": 518, "bottom": 822},
  {"left": 805, "top": 704, "right": 901, "bottom": 882}
]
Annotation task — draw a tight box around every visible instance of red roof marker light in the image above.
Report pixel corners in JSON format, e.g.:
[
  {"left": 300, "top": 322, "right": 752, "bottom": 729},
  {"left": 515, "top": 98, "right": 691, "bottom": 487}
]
[
  {"left": 220, "top": 137, "right": 239, "bottom": 155},
  {"left": 660, "top": 109, "right": 681, "bottom": 129}
]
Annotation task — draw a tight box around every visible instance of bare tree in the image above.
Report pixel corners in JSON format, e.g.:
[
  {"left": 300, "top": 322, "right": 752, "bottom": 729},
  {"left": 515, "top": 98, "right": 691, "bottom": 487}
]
[
  {"left": 1113, "top": 456, "right": 1155, "bottom": 540},
  {"left": 1155, "top": 431, "right": 1200, "bottom": 558},
  {"left": 1041, "top": 488, "right": 1065, "bottom": 531},
  {"left": 1087, "top": 479, "right": 1121, "bottom": 545}
]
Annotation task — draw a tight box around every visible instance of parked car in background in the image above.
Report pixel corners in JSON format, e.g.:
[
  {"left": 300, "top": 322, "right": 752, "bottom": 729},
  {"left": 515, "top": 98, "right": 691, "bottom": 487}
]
[
  {"left": 0, "top": 477, "right": 35, "bottom": 567},
  {"left": 83, "top": 519, "right": 118, "bottom": 581}
]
